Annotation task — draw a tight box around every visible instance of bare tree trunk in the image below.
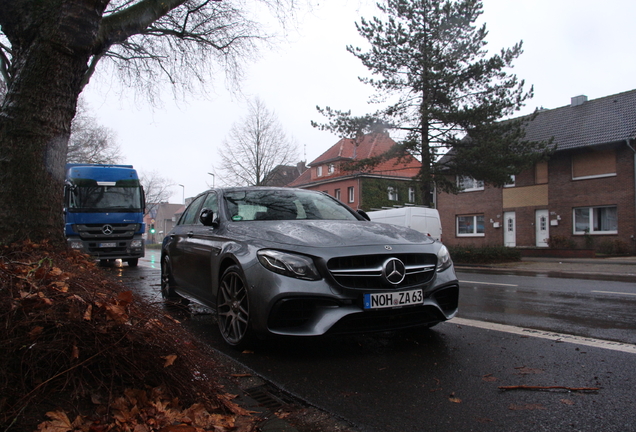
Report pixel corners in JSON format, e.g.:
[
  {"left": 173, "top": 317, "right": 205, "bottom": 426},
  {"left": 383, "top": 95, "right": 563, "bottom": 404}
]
[{"left": 0, "top": 0, "right": 102, "bottom": 244}]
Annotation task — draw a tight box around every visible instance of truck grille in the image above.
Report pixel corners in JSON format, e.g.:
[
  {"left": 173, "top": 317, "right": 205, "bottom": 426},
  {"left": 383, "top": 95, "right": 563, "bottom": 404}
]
[
  {"left": 327, "top": 253, "right": 437, "bottom": 290},
  {"left": 75, "top": 223, "right": 138, "bottom": 240}
]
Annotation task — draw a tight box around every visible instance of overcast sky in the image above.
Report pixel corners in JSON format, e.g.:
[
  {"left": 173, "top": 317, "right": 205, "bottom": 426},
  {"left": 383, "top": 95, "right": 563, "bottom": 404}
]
[{"left": 83, "top": 0, "right": 636, "bottom": 204}]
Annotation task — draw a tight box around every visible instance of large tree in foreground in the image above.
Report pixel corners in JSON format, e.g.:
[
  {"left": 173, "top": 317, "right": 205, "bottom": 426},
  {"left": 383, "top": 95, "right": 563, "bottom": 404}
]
[
  {"left": 0, "top": 0, "right": 289, "bottom": 244},
  {"left": 218, "top": 97, "right": 298, "bottom": 186},
  {"left": 313, "top": 0, "right": 551, "bottom": 206}
]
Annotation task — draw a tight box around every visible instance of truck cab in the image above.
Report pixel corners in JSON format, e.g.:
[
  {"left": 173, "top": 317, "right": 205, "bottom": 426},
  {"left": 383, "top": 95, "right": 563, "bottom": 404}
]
[{"left": 64, "top": 164, "right": 146, "bottom": 266}]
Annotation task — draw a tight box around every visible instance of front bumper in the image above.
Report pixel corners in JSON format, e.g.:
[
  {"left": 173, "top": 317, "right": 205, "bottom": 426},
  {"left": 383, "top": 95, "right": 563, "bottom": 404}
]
[{"left": 243, "top": 260, "right": 459, "bottom": 337}]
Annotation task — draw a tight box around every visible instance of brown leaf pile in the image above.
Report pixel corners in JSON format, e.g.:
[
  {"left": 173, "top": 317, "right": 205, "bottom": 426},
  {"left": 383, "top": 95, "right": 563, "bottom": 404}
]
[{"left": 0, "top": 241, "right": 258, "bottom": 431}]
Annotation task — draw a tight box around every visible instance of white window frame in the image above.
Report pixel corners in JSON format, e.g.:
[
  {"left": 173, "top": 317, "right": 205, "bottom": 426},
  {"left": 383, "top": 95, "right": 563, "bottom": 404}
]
[
  {"left": 456, "top": 215, "right": 485, "bottom": 237},
  {"left": 387, "top": 186, "right": 398, "bottom": 201},
  {"left": 408, "top": 187, "right": 415, "bottom": 203},
  {"left": 503, "top": 175, "right": 516, "bottom": 188},
  {"left": 335, "top": 189, "right": 341, "bottom": 200},
  {"left": 328, "top": 164, "right": 335, "bottom": 174},
  {"left": 573, "top": 206, "right": 618, "bottom": 235},
  {"left": 348, "top": 186, "right": 355, "bottom": 203},
  {"left": 457, "top": 176, "right": 484, "bottom": 192},
  {"left": 316, "top": 166, "right": 323, "bottom": 177}
]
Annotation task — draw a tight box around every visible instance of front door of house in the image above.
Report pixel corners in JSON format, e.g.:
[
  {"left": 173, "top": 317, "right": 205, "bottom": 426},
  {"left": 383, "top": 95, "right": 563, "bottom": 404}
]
[
  {"left": 504, "top": 211, "right": 516, "bottom": 247},
  {"left": 535, "top": 209, "right": 549, "bottom": 247}
]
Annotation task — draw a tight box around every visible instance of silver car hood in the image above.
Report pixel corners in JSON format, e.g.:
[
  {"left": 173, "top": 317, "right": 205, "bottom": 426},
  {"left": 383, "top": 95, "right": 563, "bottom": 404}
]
[{"left": 225, "top": 220, "right": 435, "bottom": 248}]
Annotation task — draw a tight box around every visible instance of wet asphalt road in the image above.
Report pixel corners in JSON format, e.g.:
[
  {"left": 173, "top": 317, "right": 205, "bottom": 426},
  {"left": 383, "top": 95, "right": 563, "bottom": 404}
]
[{"left": 109, "top": 255, "right": 636, "bottom": 432}]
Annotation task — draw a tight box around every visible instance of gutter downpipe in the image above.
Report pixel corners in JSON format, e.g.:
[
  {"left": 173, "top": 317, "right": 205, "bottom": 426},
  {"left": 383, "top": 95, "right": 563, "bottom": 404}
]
[{"left": 627, "top": 139, "right": 636, "bottom": 250}]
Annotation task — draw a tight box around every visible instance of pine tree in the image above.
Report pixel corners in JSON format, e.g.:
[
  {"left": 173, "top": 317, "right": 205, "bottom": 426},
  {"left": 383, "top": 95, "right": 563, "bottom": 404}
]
[{"left": 313, "top": 0, "right": 551, "bottom": 206}]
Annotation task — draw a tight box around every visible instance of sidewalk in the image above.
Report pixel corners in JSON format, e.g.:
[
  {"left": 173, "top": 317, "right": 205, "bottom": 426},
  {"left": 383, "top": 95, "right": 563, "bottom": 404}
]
[{"left": 455, "top": 256, "right": 636, "bottom": 282}]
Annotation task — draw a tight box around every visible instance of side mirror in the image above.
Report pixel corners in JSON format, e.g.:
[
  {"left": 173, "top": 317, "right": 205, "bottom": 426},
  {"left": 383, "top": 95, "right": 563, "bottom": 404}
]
[
  {"left": 357, "top": 210, "right": 370, "bottom": 221},
  {"left": 199, "top": 208, "right": 217, "bottom": 227}
]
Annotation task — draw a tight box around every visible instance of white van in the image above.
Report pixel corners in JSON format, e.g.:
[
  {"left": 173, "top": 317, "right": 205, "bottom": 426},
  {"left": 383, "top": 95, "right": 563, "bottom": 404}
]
[{"left": 367, "top": 206, "right": 442, "bottom": 242}]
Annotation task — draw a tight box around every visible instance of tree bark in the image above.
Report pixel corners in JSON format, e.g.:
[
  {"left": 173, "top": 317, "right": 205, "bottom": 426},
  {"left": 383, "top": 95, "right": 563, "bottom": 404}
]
[{"left": 0, "top": 0, "right": 104, "bottom": 244}]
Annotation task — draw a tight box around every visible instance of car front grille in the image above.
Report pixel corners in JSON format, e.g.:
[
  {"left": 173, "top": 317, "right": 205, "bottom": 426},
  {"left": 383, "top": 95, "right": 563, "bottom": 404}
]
[{"left": 327, "top": 253, "right": 437, "bottom": 289}]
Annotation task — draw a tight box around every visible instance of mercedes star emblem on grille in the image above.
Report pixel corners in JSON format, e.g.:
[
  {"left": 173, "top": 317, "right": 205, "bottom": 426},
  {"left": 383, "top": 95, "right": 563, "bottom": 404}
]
[
  {"left": 383, "top": 258, "right": 406, "bottom": 285},
  {"left": 102, "top": 224, "right": 114, "bottom": 235}
]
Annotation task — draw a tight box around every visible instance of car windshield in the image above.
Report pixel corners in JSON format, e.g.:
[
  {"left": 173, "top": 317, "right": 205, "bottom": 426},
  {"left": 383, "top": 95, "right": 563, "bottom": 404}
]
[{"left": 223, "top": 189, "right": 359, "bottom": 222}]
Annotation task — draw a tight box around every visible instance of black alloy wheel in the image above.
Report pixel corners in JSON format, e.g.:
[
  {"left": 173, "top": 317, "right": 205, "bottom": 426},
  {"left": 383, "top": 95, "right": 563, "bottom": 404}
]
[
  {"left": 160, "top": 255, "right": 184, "bottom": 302},
  {"left": 217, "top": 265, "right": 252, "bottom": 348}
]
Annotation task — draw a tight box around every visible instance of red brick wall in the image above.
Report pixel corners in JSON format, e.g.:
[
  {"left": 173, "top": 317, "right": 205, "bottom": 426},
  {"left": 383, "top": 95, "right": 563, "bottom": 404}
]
[
  {"left": 437, "top": 144, "right": 636, "bottom": 253},
  {"left": 437, "top": 181, "right": 504, "bottom": 247},
  {"left": 302, "top": 178, "right": 361, "bottom": 209},
  {"left": 547, "top": 145, "right": 635, "bottom": 250}
]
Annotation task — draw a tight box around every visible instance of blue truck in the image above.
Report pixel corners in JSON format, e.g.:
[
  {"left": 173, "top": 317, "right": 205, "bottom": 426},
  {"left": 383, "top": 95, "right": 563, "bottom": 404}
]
[{"left": 64, "top": 164, "right": 146, "bottom": 266}]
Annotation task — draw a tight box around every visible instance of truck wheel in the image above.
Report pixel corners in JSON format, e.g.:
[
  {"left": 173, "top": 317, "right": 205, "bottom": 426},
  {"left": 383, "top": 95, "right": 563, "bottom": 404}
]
[{"left": 127, "top": 258, "right": 139, "bottom": 267}]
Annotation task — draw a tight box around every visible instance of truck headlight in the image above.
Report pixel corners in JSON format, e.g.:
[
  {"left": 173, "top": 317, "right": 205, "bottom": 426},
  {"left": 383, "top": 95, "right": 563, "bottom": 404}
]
[
  {"left": 257, "top": 250, "right": 321, "bottom": 281},
  {"left": 130, "top": 240, "right": 143, "bottom": 248},
  {"left": 69, "top": 241, "right": 84, "bottom": 250}
]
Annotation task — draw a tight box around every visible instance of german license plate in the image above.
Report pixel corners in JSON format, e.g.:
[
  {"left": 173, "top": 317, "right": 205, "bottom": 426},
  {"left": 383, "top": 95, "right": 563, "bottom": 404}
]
[
  {"left": 364, "top": 289, "right": 423, "bottom": 310},
  {"left": 99, "top": 242, "right": 116, "bottom": 248}
]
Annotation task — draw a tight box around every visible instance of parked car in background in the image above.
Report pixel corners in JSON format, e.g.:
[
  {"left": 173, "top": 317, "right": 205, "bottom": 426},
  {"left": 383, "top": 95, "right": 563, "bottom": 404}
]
[{"left": 161, "top": 187, "right": 459, "bottom": 348}]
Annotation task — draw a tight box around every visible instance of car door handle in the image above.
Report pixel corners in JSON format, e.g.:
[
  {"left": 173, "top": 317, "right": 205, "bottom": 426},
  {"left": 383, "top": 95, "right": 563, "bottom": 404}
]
[{"left": 187, "top": 231, "right": 194, "bottom": 238}]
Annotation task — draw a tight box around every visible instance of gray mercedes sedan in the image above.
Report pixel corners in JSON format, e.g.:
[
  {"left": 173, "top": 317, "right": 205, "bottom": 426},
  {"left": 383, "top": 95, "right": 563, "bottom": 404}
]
[{"left": 161, "top": 187, "right": 459, "bottom": 348}]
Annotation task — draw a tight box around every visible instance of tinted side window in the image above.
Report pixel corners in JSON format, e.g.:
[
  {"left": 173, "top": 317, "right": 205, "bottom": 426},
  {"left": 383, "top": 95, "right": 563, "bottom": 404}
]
[{"left": 179, "top": 195, "right": 206, "bottom": 225}]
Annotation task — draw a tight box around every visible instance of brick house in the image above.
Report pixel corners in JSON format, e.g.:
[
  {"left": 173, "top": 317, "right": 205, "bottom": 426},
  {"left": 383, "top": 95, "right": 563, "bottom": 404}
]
[
  {"left": 262, "top": 162, "right": 307, "bottom": 186},
  {"left": 288, "top": 132, "right": 424, "bottom": 210},
  {"left": 437, "top": 89, "right": 636, "bottom": 255}
]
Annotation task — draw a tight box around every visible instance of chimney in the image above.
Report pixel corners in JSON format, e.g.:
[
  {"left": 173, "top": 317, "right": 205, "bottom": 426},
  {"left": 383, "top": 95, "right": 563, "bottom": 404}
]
[{"left": 571, "top": 95, "right": 588, "bottom": 107}]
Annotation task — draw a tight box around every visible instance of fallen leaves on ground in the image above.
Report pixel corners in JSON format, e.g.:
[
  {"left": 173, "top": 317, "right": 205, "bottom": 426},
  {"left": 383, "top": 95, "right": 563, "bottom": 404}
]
[{"left": 0, "top": 241, "right": 260, "bottom": 431}]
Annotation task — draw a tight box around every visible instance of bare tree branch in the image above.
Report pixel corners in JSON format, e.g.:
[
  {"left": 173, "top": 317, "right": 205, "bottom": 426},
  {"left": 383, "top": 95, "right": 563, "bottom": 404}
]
[{"left": 218, "top": 97, "right": 298, "bottom": 186}]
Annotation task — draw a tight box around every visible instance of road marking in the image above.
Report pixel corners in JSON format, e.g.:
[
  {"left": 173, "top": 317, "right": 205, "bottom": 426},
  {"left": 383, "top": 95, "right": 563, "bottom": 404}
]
[
  {"left": 460, "top": 280, "right": 518, "bottom": 287},
  {"left": 592, "top": 290, "right": 636, "bottom": 297},
  {"left": 449, "top": 317, "right": 636, "bottom": 355}
]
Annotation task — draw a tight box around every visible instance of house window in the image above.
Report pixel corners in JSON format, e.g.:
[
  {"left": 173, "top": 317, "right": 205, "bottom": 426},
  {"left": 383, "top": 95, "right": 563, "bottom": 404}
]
[
  {"left": 328, "top": 164, "right": 335, "bottom": 174},
  {"left": 504, "top": 175, "right": 516, "bottom": 188},
  {"left": 408, "top": 187, "right": 415, "bottom": 203},
  {"left": 388, "top": 187, "right": 398, "bottom": 201},
  {"left": 456, "top": 215, "right": 485, "bottom": 236},
  {"left": 335, "top": 189, "right": 341, "bottom": 200},
  {"left": 316, "top": 166, "right": 323, "bottom": 177},
  {"left": 572, "top": 150, "right": 616, "bottom": 180},
  {"left": 535, "top": 161, "right": 548, "bottom": 184},
  {"left": 457, "top": 176, "right": 484, "bottom": 192},
  {"left": 573, "top": 206, "right": 617, "bottom": 234},
  {"left": 348, "top": 186, "right": 355, "bottom": 203}
]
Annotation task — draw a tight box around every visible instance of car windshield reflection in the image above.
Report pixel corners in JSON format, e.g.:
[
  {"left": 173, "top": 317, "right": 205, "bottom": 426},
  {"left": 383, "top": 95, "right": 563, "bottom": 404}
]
[{"left": 223, "top": 189, "right": 358, "bottom": 222}]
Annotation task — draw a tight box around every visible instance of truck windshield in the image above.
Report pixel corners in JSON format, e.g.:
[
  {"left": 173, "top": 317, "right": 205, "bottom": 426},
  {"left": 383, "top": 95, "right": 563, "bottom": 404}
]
[{"left": 68, "top": 186, "right": 143, "bottom": 212}]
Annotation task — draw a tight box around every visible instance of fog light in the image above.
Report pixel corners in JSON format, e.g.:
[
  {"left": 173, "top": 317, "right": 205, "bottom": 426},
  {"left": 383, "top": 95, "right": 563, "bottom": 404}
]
[
  {"left": 130, "top": 240, "right": 142, "bottom": 248},
  {"left": 70, "top": 241, "right": 83, "bottom": 250}
]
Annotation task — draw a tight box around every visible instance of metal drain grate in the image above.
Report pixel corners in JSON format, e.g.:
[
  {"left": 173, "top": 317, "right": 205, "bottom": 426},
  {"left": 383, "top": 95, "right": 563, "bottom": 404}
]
[{"left": 243, "top": 384, "right": 295, "bottom": 410}]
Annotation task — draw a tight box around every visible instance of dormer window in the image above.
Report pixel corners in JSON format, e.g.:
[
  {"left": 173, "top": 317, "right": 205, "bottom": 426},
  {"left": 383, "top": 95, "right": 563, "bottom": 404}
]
[
  {"left": 316, "top": 166, "right": 323, "bottom": 177},
  {"left": 328, "top": 164, "right": 335, "bottom": 174},
  {"left": 457, "top": 176, "right": 484, "bottom": 192}
]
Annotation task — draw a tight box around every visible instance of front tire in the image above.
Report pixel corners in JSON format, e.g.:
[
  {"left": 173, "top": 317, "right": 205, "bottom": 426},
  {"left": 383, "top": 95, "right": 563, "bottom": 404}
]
[{"left": 217, "top": 265, "right": 252, "bottom": 348}]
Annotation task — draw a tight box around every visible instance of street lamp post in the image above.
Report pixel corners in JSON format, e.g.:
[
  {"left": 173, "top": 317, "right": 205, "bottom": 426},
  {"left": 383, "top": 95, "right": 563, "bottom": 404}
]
[
  {"left": 207, "top": 172, "right": 215, "bottom": 188},
  {"left": 178, "top": 184, "right": 184, "bottom": 205}
]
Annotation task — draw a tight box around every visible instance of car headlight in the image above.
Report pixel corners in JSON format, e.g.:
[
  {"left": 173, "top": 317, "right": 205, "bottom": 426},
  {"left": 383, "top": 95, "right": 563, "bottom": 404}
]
[
  {"left": 257, "top": 250, "right": 321, "bottom": 281},
  {"left": 436, "top": 245, "right": 453, "bottom": 272}
]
